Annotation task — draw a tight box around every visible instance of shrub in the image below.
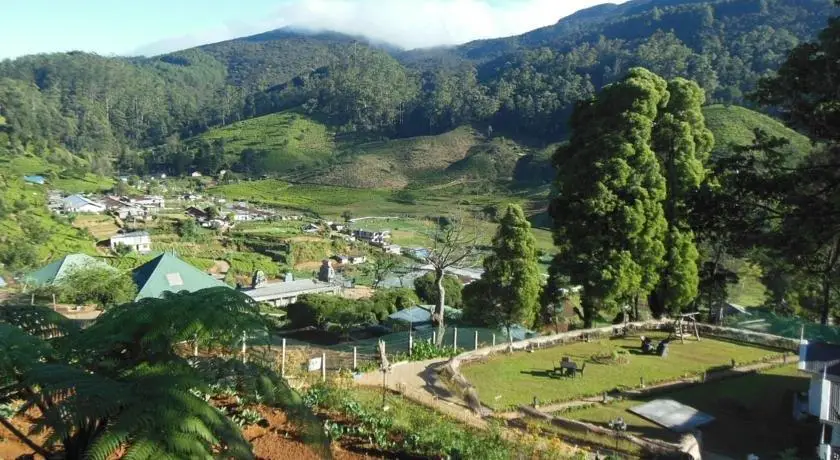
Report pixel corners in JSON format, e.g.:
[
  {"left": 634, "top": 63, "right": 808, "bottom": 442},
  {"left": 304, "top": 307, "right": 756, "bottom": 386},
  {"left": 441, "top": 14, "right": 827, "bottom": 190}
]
[{"left": 414, "top": 273, "right": 463, "bottom": 308}]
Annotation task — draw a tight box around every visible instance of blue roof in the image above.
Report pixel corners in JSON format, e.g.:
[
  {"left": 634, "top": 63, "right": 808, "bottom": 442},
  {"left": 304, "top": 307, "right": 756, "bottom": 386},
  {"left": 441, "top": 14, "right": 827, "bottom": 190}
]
[{"left": 23, "top": 175, "right": 45, "bottom": 185}]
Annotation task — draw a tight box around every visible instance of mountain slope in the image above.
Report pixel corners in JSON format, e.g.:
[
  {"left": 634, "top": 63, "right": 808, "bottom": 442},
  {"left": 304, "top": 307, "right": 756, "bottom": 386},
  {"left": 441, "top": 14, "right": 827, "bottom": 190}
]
[{"left": 189, "top": 104, "right": 808, "bottom": 190}]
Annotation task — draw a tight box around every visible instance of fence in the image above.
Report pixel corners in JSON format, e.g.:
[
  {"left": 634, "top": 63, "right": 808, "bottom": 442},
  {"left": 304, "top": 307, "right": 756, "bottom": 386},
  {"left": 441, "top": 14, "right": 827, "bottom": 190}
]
[
  {"left": 725, "top": 310, "right": 840, "bottom": 344},
  {"left": 261, "top": 326, "right": 518, "bottom": 381}
]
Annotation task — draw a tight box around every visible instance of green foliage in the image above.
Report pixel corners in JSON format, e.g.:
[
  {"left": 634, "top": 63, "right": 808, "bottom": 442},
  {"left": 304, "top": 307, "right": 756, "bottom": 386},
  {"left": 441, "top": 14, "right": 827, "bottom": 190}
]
[
  {"left": 464, "top": 205, "right": 541, "bottom": 342},
  {"left": 650, "top": 77, "right": 713, "bottom": 316},
  {"left": 286, "top": 294, "right": 376, "bottom": 332},
  {"left": 0, "top": 288, "right": 324, "bottom": 459},
  {"left": 551, "top": 68, "right": 669, "bottom": 326},
  {"left": 414, "top": 272, "right": 463, "bottom": 308},
  {"left": 225, "top": 251, "right": 281, "bottom": 279},
  {"left": 369, "top": 288, "right": 419, "bottom": 315},
  {"left": 56, "top": 266, "right": 137, "bottom": 308}
]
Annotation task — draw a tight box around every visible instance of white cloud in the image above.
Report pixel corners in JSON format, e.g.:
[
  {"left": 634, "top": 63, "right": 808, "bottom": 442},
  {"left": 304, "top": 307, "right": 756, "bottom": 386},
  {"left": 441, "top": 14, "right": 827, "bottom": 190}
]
[{"left": 133, "top": 0, "right": 623, "bottom": 56}]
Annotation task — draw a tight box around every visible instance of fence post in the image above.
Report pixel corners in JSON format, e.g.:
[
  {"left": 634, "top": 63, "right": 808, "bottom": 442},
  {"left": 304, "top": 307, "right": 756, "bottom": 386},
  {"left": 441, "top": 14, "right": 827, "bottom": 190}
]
[
  {"left": 409, "top": 333, "right": 413, "bottom": 356},
  {"left": 432, "top": 331, "right": 437, "bottom": 345},
  {"left": 453, "top": 328, "right": 458, "bottom": 350},
  {"left": 474, "top": 330, "right": 478, "bottom": 351},
  {"left": 281, "top": 338, "right": 287, "bottom": 378},
  {"left": 492, "top": 334, "right": 496, "bottom": 347},
  {"left": 241, "top": 331, "right": 247, "bottom": 363},
  {"left": 353, "top": 346, "right": 358, "bottom": 371},
  {"left": 321, "top": 352, "right": 326, "bottom": 382}
]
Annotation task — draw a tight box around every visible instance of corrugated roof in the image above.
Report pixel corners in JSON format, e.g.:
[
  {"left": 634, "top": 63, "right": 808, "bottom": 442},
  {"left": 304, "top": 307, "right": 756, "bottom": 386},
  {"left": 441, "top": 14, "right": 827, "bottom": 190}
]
[
  {"left": 242, "top": 279, "right": 338, "bottom": 301},
  {"left": 113, "top": 231, "right": 150, "bottom": 239},
  {"left": 63, "top": 195, "right": 104, "bottom": 209},
  {"left": 26, "top": 254, "right": 114, "bottom": 285},
  {"left": 132, "top": 253, "right": 229, "bottom": 300},
  {"left": 23, "top": 175, "right": 45, "bottom": 184}
]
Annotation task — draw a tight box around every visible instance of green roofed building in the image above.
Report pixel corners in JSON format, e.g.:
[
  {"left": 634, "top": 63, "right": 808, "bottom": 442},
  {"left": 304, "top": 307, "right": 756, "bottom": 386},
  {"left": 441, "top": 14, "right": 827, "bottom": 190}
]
[
  {"left": 132, "top": 252, "right": 229, "bottom": 300},
  {"left": 26, "top": 254, "right": 114, "bottom": 286}
]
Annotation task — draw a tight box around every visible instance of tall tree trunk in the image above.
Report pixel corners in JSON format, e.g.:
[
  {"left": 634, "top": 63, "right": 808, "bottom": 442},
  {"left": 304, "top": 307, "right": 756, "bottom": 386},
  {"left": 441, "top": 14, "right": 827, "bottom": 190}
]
[
  {"left": 434, "top": 268, "right": 446, "bottom": 345},
  {"left": 581, "top": 293, "right": 596, "bottom": 329}
]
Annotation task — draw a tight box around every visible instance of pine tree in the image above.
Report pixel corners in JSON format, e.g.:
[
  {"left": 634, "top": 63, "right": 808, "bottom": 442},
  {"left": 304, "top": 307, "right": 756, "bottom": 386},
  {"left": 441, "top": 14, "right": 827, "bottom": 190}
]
[
  {"left": 649, "top": 78, "right": 714, "bottom": 317},
  {"left": 465, "top": 204, "right": 541, "bottom": 350},
  {"left": 550, "top": 67, "right": 669, "bottom": 327}
]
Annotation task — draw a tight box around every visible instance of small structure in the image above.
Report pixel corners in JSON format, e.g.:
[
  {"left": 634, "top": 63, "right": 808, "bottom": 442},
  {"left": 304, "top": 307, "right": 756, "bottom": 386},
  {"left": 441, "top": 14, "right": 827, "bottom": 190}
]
[
  {"left": 241, "top": 279, "right": 340, "bottom": 307},
  {"left": 26, "top": 254, "right": 114, "bottom": 286},
  {"left": 629, "top": 399, "right": 715, "bottom": 433},
  {"left": 674, "top": 312, "right": 701, "bottom": 343},
  {"left": 382, "top": 244, "right": 401, "bottom": 255},
  {"left": 127, "top": 195, "right": 165, "bottom": 208},
  {"left": 131, "top": 253, "right": 229, "bottom": 300},
  {"left": 63, "top": 194, "right": 106, "bottom": 213},
  {"left": 318, "top": 259, "right": 335, "bottom": 283},
  {"left": 798, "top": 339, "right": 840, "bottom": 457},
  {"left": 330, "top": 223, "right": 346, "bottom": 232},
  {"left": 190, "top": 171, "right": 202, "bottom": 177},
  {"left": 110, "top": 231, "right": 152, "bottom": 254},
  {"left": 302, "top": 223, "right": 321, "bottom": 234},
  {"left": 348, "top": 255, "right": 367, "bottom": 265},
  {"left": 333, "top": 255, "right": 350, "bottom": 265},
  {"left": 185, "top": 206, "right": 209, "bottom": 221},
  {"left": 353, "top": 229, "right": 391, "bottom": 245},
  {"left": 23, "top": 175, "right": 45, "bottom": 185}
]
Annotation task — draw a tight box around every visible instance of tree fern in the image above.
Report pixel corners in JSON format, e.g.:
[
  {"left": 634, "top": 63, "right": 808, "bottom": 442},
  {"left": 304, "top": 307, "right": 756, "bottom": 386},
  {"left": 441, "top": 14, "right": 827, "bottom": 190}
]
[{"left": 0, "top": 287, "right": 321, "bottom": 459}]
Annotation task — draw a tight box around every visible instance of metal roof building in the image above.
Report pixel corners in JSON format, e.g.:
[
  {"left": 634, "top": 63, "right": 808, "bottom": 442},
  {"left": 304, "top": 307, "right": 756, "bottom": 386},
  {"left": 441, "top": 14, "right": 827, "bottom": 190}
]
[{"left": 132, "top": 253, "right": 229, "bottom": 301}]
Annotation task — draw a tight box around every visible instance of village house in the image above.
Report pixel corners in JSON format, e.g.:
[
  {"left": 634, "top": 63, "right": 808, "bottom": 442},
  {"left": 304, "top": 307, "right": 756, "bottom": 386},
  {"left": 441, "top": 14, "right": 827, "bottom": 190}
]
[
  {"left": 132, "top": 253, "right": 229, "bottom": 300},
  {"left": 382, "top": 244, "right": 402, "bottom": 255},
  {"left": 241, "top": 277, "right": 341, "bottom": 307},
  {"left": 102, "top": 196, "right": 145, "bottom": 220},
  {"left": 62, "top": 194, "right": 106, "bottom": 214},
  {"left": 185, "top": 206, "right": 209, "bottom": 222},
  {"left": 348, "top": 255, "right": 367, "bottom": 265},
  {"left": 333, "top": 255, "right": 350, "bottom": 265},
  {"left": 353, "top": 229, "right": 391, "bottom": 245},
  {"left": 110, "top": 231, "right": 152, "bottom": 254},
  {"left": 127, "top": 195, "right": 165, "bottom": 208},
  {"left": 302, "top": 223, "right": 321, "bottom": 234}
]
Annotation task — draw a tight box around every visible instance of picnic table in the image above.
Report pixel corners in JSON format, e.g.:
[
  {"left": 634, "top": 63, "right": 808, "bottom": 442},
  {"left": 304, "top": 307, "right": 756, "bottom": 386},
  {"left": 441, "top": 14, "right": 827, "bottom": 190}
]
[{"left": 554, "top": 358, "right": 585, "bottom": 377}]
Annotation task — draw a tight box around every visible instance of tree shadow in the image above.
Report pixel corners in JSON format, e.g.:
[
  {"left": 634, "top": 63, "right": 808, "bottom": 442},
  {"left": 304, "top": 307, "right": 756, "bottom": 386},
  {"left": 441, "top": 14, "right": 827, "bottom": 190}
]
[{"left": 519, "top": 369, "right": 566, "bottom": 379}]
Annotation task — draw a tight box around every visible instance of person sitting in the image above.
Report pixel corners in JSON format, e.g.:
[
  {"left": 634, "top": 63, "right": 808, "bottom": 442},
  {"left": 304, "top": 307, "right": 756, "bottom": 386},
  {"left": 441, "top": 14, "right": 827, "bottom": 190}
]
[
  {"left": 657, "top": 338, "right": 670, "bottom": 357},
  {"left": 641, "top": 336, "right": 654, "bottom": 354}
]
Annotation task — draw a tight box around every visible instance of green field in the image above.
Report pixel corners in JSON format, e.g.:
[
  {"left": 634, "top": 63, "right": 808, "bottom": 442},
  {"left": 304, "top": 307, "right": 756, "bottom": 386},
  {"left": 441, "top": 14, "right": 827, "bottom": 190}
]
[
  {"left": 561, "top": 364, "right": 812, "bottom": 457},
  {"left": 703, "top": 104, "right": 812, "bottom": 161},
  {"left": 460, "top": 333, "right": 784, "bottom": 410},
  {"left": 198, "top": 111, "right": 336, "bottom": 173}
]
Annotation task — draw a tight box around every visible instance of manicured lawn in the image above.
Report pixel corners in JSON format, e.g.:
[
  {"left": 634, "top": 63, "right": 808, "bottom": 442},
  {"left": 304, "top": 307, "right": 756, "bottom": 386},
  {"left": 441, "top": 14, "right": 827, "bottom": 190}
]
[
  {"left": 461, "top": 333, "right": 785, "bottom": 410},
  {"left": 561, "top": 365, "right": 815, "bottom": 458}
]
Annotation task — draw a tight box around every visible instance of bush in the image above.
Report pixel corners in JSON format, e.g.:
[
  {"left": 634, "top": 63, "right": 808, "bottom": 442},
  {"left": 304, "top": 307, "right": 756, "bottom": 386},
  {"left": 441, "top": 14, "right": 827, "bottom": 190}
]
[{"left": 414, "top": 272, "right": 463, "bottom": 308}]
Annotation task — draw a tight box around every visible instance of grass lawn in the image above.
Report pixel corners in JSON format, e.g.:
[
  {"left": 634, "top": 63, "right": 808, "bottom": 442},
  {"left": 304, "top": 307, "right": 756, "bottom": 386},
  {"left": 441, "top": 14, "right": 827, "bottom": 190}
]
[
  {"left": 461, "top": 333, "right": 785, "bottom": 410},
  {"left": 560, "top": 365, "right": 815, "bottom": 458}
]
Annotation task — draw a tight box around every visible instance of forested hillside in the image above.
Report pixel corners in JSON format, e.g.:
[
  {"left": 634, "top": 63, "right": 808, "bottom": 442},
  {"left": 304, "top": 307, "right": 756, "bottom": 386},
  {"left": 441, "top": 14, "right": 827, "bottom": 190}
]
[{"left": 0, "top": 0, "right": 833, "bottom": 178}]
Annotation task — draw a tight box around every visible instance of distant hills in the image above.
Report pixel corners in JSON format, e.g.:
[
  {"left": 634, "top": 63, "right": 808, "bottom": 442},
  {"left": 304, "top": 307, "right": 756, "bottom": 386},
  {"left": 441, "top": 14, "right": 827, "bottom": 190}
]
[{"left": 0, "top": 0, "right": 832, "bottom": 183}]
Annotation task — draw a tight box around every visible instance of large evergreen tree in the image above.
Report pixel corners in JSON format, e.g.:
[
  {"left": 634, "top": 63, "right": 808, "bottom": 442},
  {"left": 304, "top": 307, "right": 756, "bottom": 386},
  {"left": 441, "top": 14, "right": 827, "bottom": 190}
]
[
  {"left": 550, "top": 67, "right": 669, "bottom": 327},
  {"left": 463, "top": 204, "right": 541, "bottom": 349},
  {"left": 649, "top": 78, "right": 714, "bottom": 316}
]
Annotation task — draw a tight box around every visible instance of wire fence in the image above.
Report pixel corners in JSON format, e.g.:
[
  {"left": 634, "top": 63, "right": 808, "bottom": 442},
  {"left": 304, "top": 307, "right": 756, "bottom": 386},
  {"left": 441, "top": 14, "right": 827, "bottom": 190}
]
[{"left": 724, "top": 310, "right": 840, "bottom": 343}]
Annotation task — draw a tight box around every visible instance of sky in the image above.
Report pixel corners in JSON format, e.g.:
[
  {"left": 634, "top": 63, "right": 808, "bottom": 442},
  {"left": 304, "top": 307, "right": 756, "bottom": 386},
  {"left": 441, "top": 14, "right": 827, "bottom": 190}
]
[{"left": 1, "top": 0, "right": 623, "bottom": 60}]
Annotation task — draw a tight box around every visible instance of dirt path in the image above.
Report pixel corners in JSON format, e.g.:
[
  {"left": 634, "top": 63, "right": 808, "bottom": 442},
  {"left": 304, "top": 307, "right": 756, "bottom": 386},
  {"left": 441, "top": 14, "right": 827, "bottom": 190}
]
[{"left": 354, "top": 358, "right": 488, "bottom": 429}]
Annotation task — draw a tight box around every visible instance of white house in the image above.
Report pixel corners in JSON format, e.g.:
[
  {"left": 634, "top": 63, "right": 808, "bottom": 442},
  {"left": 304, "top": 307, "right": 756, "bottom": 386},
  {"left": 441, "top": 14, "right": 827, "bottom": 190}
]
[
  {"left": 383, "top": 244, "right": 401, "bottom": 255},
  {"left": 63, "top": 195, "right": 106, "bottom": 214},
  {"left": 348, "top": 255, "right": 367, "bottom": 265},
  {"left": 110, "top": 231, "right": 152, "bottom": 253},
  {"left": 128, "top": 195, "right": 165, "bottom": 208},
  {"left": 353, "top": 229, "right": 391, "bottom": 245},
  {"left": 191, "top": 171, "right": 202, "bottom": 177}
]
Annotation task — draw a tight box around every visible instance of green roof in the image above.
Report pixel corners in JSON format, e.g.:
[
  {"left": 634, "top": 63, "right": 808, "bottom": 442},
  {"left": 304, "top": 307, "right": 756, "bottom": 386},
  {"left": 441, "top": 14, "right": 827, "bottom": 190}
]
[
  {"left": 132, "top": 252, "right": 229, "bottom": 300},
  {"left": 26, "top": 254, "right": 113, "bottom": 285}
]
